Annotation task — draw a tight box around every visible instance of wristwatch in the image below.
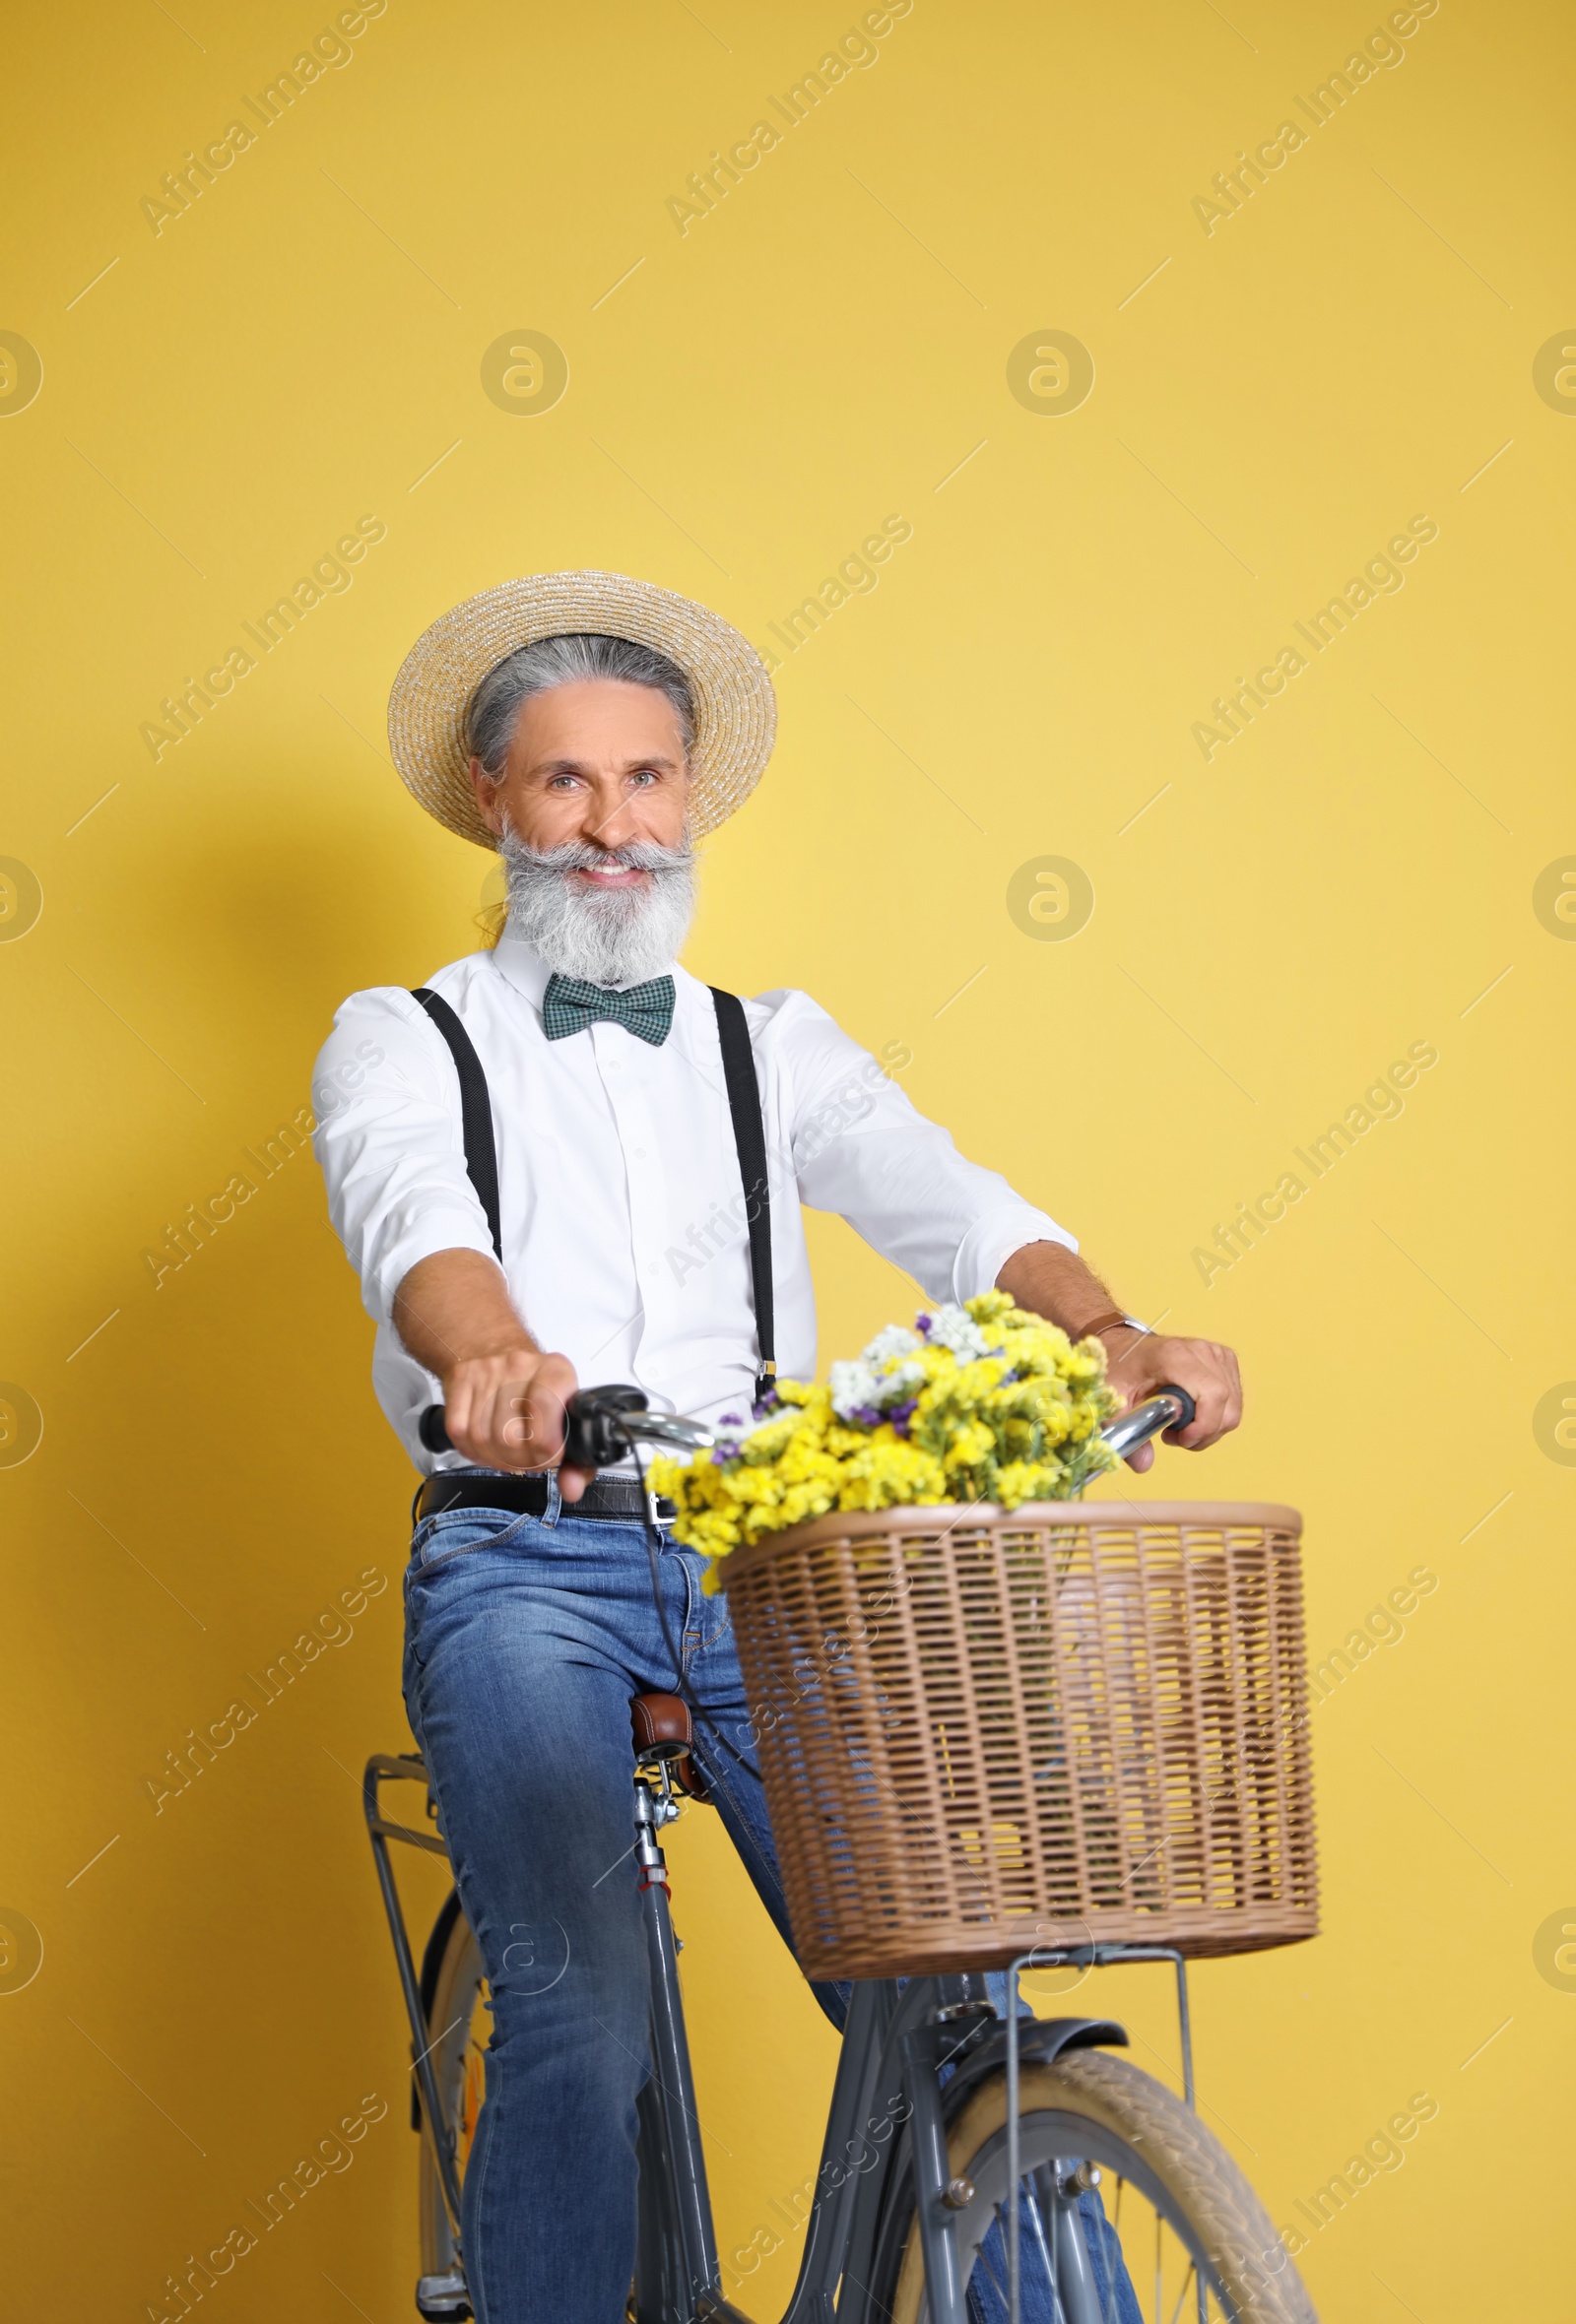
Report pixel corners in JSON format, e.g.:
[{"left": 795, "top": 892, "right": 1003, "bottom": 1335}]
[{"left": 1082, "top": 1310, "right": 1154, "bottom": 1340}]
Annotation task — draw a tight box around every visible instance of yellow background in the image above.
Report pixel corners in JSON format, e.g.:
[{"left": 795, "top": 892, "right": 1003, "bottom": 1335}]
[{"left": 2, "top": 0, "right": 1571, "bottom": 2314}]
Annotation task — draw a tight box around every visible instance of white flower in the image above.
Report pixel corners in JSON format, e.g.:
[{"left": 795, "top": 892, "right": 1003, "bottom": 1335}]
[
  {"left": 863, "top": 1323, "right": 921, "bottom": 1367},
  {"left": 927, "top": 1304, "right": 1000, "bottom": 1364},
  {"left": 830, "top": 1343, "right": 925, "bottom": 1419},
  {"left": 828, "top": 1359, "right": 880, "bottom": 1419},
  {"left": 885, "top": 1360, "right": 926, "bottom": 1394}
]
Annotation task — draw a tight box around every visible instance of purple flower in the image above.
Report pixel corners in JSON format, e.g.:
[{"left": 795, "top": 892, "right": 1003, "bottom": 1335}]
[
  {"left": 915, "top": 1312, "right": 933, "bottom": 1337},
  {"left": 719, "top": 1411, "right": 744, "bottom": 1427}
]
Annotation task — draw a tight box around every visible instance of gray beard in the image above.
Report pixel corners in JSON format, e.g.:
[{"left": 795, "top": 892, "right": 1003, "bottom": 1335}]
[{"left": 499, "top": 831, "right": 697, "bottom": 987}]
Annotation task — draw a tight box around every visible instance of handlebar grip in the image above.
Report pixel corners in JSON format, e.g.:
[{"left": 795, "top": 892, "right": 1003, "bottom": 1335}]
[
  {"left": 561, "top": 1401, "right": 604, "bottom": 1471},
  {"left": 1159, "top": 1383, "right": 1197, "bottom": 1430},
  {"left": 418, "top": 1387, "right": 650, "bottom": 1469},
  {"left": 1097, "top": 1384, "right": 1198, "bottom": 1461}
]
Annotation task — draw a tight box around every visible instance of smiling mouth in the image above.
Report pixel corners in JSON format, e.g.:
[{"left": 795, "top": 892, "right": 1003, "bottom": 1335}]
[{"left": 573, "top": 861, "right": 649, "bottom": 890}]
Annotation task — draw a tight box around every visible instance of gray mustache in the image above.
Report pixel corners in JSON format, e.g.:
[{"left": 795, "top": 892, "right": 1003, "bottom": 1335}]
[{"left": 510, "top": 839, "right": 693, "bottom": 875}]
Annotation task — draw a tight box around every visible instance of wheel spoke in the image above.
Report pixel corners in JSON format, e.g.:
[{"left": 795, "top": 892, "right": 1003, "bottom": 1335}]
[
  {"left": 1087, "top": 2197, "right": 1120, "bottom": 2324},
  {"left": 1021, "top": 2176, "right": 1069, "bottom": 2324},
  {"left": 1165, "top": 2259, "right": 1197, "bottom": 2324},
  {"left": 973, "top": 2229, "right": 1010, "bottom": 2312},
  {"left": 1099, "top": 2180, "right": 1124, "bottom": 2324}
]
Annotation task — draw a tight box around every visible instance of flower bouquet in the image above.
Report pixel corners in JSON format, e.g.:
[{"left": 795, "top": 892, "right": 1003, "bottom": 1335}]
[{"left": 648, "top": 1290, "right": 1121, "bottom": 1585}]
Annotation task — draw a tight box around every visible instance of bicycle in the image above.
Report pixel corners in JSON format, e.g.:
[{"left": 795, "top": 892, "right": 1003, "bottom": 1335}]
[{"left": 364, "top": 1386, "right": 1318, "bottom": 2324}]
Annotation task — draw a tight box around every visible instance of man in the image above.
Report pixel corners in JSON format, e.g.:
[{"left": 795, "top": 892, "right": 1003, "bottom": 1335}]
[{"left": 314, "top": 571, "right": 1241, "bottom": 2324}]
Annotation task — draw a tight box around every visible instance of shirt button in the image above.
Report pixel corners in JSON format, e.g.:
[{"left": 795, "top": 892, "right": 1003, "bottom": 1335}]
[{"left": 632, "top": 1148, "right": 647, "bottom": 1160}]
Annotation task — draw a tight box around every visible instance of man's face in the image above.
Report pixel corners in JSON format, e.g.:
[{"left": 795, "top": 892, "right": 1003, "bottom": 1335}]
[{"left": 469, "top": 678, "right": 690, "bottom": 897}]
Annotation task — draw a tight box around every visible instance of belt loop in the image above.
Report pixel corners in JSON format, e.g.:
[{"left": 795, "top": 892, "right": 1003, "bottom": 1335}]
[{"left": 541, "top": 1471, "right": 562, "bottom": 1528}]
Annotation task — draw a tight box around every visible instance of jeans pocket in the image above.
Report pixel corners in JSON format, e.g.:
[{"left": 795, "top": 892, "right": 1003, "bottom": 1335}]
[
  {"left": 410, "top": 1505, "right": 539, "bottom": 1575},
  {"left": 681, "top": 1550, "right": 734, "bottom": 1653},
  {"left": 405, "top": 1508, "right": 537, "bottom": 1688}
]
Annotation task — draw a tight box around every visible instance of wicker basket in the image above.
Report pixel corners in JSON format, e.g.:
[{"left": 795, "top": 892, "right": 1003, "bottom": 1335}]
[{"left": 720, "top": 1499, "right": 1317, "bottom": 1980}]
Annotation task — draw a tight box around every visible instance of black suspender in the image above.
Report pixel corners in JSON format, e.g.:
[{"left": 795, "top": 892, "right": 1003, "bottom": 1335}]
[
  {"left": 707, "top": 987, "right": 776, "bottom": 1406},
  {"left": 411, "top": 989, "right": 503, "bottom": 1262},
  {"left": 408, "top": 984, "right": 776, "bottom": 1405}
]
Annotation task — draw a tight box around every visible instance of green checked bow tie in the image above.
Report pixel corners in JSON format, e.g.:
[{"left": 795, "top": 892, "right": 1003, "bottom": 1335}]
[{"left": 542, "top": 972, "right": 676, "bottom": 1047}]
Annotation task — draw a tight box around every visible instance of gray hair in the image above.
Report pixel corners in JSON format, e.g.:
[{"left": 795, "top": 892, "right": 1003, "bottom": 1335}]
[{"left": 464, "top": 632, "right": 696, "bottom": 779}]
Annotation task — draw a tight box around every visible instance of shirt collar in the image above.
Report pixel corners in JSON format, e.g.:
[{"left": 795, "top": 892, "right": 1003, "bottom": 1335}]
[{"left": 489, "top": 928, "right": 685, "bottom": 1015}]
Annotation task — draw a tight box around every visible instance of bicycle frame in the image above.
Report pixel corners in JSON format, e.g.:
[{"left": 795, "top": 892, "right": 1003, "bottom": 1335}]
[{"left": 365, "top": 1746, "right": 1209, "bottom": 2324}]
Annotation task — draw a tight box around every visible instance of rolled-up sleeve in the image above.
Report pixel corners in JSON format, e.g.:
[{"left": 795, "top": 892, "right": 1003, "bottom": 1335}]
[
  {"left": 773, "top": 996, "right": 1076, "bottom": 1302},
  {"left": 311, "top": 988, "right": 498, "bottom": 1325}
]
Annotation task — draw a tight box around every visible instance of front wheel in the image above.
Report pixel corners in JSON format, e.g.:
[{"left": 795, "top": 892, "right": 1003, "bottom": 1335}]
[{"left": 881, "top": 2048, "right": 1317, "bottom": 2324}]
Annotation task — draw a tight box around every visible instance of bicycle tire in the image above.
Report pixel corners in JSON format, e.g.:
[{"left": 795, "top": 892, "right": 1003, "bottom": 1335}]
[
  {"left": 420, "top": 1902, "right": 487, "bottom": 2286},
  {"left": 881, "top": 2050, "right": 1317, "bottom": 2324},
  {"left": 415, "top": 1889, "right": 468, "bottom": 2131}
]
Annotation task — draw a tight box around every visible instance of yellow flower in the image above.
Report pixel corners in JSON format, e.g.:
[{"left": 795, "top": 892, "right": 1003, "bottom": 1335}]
[{"left": 659, "top": 1294, "right": 1119, "bottom": 1582}]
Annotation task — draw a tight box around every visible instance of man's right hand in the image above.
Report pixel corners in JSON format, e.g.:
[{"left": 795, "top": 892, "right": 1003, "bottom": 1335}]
[
  {"left": 393, "top": 1251, "right": 591, "bottom": 1500},
  {"left": 440, "top": 1347, "right": 581, "bottom": 1477}
]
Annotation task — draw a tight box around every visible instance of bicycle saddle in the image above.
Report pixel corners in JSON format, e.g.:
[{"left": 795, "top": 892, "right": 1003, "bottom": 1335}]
[{"left": 629, "top": 1694, "right": 711, "bottom": 1802}]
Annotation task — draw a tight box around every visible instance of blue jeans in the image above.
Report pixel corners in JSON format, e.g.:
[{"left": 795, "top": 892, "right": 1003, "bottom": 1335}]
[
  {"left": 402, "top": 1490, "right": 842, "bottom": 2324},
  {"left": 403, "top": 1490, "right": 1141, "bottom": 2324}
]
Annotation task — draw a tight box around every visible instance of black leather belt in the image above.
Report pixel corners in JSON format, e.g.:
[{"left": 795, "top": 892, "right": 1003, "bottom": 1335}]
[{"left": 414, "top": 1469, "right": 677, "bottom": 1527}]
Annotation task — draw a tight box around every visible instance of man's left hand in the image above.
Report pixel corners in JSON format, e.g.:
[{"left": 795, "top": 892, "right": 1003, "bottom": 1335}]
[{"left": 1099, "top": 1327, "right": 1242, "bottom": 1471}]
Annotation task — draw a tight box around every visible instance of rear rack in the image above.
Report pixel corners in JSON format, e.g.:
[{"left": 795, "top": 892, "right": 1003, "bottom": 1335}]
[{"left": 362, "top": 1754, "right": 465, "bottom": 2241}]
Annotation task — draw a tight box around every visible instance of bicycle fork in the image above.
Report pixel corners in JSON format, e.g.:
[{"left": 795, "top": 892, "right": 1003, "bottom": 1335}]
[{"left": 900, "top": 2014, "right": 1110, "bottom": 2324}]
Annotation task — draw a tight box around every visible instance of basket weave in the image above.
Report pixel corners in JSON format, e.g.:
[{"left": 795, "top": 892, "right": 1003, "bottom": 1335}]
[{"left": 720, "top": 1499, "right": 1317, "bottom": 1980}]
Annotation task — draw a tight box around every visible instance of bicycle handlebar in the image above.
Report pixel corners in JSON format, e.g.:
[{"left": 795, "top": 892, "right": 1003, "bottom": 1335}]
[
  {"left": 1097, "top": 1385, "right": 1196, "bottom": 1458},
  {"left": 417, "top": 1388, "right": 715, "bottom": 1465},
  {"left": 417, "top": 1381, "right": 1199, "bottom": 1468}
]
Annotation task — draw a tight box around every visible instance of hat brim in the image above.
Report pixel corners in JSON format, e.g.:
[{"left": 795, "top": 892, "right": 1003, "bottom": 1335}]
[{"left": 386, "top": 570, "right": 777, "bottom": 848}]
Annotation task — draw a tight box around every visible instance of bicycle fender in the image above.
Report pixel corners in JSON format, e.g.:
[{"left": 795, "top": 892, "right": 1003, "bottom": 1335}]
[{"left": 939, "top": 2016, "right": 1128, "bottom": 2123}]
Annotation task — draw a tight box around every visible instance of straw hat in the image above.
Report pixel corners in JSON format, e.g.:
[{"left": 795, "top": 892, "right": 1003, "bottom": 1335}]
[{"left": 386, "top": 570, "right": 777, "bottom": 848}]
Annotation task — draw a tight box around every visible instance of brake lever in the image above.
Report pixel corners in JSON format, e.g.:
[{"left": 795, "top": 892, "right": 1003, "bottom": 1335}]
[
  {"left": 563, "top": 1390, "right": 714, "bottom": 1465},
  {"left": 625, "top": 1411, "right": 716, "bottom": 1452}
]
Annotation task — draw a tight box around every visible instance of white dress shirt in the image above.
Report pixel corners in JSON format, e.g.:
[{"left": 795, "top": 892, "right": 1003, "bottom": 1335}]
[{"left": 312, "top": 931, "right": 1075, "bottom": 1471}]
